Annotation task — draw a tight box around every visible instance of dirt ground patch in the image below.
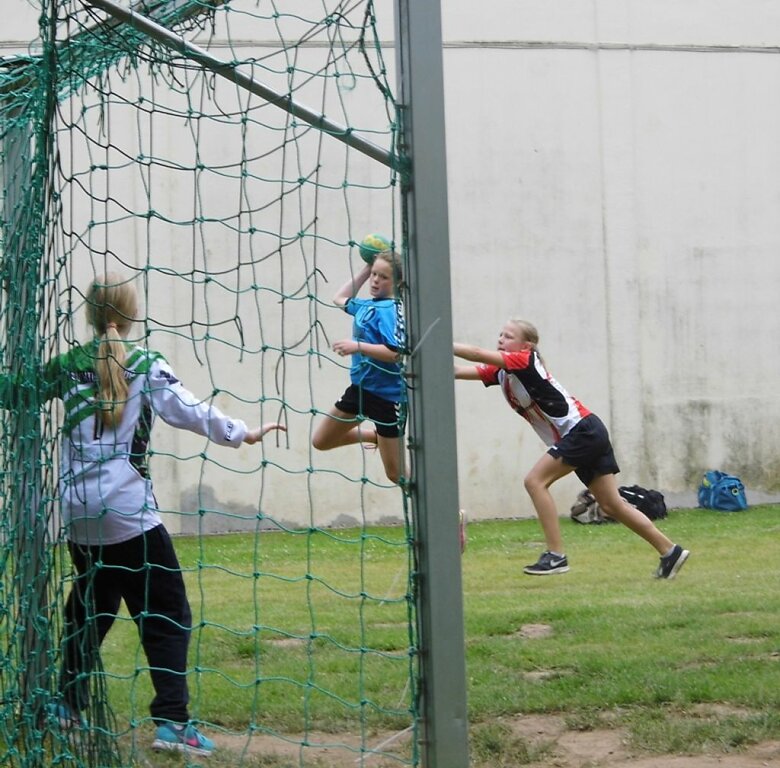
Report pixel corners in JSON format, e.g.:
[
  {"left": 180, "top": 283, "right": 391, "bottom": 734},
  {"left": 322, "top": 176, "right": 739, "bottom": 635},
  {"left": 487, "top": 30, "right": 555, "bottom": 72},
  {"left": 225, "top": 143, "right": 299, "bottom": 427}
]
[
  {"left": 203, "top": 713, "right": 780, "bottom": 767},
  {"left": 507, "top": 714, "right": 780, "bottom": 768}
]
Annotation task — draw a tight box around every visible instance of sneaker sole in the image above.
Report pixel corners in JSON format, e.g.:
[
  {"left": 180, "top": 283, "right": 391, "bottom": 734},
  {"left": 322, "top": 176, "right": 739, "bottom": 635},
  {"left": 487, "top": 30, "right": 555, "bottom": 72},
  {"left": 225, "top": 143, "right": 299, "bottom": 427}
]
[
  {"left": 662, "top": 549, "right": 690, "bottom": 579},
  {"left": 152, "top": 739, "right": 213, "bottom": 757},
  {"left": 57, "top": 717, "right": 84, "bottom": 730},
  {"left": 523, "top": 566, "right": 570, "bottom": 576}
]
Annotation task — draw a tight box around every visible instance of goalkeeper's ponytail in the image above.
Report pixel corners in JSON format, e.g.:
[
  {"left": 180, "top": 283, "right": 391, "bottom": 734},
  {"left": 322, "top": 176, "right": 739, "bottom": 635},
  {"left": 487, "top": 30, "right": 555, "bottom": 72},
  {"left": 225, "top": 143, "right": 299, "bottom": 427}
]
[{"left": 85, "top": 273, "right": 138, "bottom": 428}]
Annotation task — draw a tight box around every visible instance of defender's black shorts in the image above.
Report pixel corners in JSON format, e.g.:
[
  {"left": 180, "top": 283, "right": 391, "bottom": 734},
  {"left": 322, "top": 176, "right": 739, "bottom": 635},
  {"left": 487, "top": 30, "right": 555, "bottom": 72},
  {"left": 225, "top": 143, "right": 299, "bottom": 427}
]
[{"left": 548, "top": 413, "right": 620, "bottom": 487}]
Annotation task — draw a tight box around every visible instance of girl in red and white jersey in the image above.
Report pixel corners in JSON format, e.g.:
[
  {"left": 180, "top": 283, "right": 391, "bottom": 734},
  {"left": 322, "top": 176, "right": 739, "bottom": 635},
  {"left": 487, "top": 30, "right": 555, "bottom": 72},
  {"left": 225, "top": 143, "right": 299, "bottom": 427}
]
[{"left": 454, "top": 318, "right": 689, "bottom": 580}]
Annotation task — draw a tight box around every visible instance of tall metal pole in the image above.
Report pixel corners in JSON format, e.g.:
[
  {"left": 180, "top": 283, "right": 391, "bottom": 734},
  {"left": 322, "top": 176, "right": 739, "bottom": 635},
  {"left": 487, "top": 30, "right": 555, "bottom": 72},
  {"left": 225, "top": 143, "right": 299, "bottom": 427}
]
[
  {"left": 84, "top": 0, "right": 400, "bottom": 171},
  {"left": 394, "top": 2, "right": 469, "bottom": 766}
]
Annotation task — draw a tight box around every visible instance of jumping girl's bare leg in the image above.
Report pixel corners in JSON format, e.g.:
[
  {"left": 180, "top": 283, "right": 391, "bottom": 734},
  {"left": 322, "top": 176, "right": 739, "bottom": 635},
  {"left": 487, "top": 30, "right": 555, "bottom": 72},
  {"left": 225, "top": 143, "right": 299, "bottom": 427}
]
[
  {"left": 312, "top": 408, "right": 378, "bottom": 451},
  {"left": 312, "top": 408, "right": 402, "bottom": 485},
  {"left": 523, "top": 452, "right": 575, "bottom": 553},
  {"left": 376, "top": 435, "right": 404, "bottom": 485},
  {"left": 588, "top": 474, "right": 673, "bottom": 555}
]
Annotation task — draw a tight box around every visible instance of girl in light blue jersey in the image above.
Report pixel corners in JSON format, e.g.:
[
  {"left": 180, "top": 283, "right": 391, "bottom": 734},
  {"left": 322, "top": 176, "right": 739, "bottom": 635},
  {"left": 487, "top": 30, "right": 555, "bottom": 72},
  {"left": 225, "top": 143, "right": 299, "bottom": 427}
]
[
  {"left": 44, "top": 273, "right": 284, "bottom": 756},
  {"left": 312, "top": 252, "right": 406, "bottom": 484}
]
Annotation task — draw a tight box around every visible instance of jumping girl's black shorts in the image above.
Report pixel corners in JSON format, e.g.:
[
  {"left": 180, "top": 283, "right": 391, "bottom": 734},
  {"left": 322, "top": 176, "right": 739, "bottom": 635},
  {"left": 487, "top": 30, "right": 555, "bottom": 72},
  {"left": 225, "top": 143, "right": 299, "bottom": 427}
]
[{"left": 335, "top": 384, "right": 405, "bottom": 438}]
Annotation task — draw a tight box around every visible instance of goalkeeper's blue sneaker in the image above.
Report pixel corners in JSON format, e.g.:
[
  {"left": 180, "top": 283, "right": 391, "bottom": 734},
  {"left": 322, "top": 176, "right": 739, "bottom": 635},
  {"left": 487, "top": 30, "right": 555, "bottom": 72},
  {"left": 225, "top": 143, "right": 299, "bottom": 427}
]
[
  {"left": 152, "top": 722, "right": 215, "bottom": 757},
  {"left": 655, "top": 545, "right": 690, "bottom": 579},
  {"left": 48, "top": 701, "right": 88, "bottom": 730}
]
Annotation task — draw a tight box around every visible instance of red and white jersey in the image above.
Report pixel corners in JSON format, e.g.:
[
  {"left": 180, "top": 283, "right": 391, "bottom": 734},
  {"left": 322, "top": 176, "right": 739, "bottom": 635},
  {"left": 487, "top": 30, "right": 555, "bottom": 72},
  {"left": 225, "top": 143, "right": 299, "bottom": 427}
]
[{"left": 477, "top": 349, "right": 590, "bottom": 447}]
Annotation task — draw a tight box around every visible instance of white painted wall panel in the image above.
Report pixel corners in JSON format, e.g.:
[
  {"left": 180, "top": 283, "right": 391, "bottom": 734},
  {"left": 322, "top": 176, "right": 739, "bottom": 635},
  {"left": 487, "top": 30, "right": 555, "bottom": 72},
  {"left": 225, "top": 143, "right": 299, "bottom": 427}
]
[{"left": 4, "top": 1, "right": 780, "bottom": 527}]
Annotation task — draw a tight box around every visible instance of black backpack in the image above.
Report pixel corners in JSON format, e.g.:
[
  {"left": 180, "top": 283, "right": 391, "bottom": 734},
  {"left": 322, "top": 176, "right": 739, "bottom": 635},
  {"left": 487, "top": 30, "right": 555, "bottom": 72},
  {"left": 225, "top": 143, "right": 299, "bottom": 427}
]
[
  {"left": 618, "top": 485, "right": 667, "bottom": 520},
  {"left": 571, "top": 485, "right": 667, "bottom": 524}
]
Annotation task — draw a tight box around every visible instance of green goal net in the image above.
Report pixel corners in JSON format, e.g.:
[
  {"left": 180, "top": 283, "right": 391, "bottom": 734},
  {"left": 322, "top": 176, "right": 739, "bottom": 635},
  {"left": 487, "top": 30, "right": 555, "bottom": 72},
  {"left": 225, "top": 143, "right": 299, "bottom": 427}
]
[{"left": 0, "top": 1, "right": 437, "bottom": 766}]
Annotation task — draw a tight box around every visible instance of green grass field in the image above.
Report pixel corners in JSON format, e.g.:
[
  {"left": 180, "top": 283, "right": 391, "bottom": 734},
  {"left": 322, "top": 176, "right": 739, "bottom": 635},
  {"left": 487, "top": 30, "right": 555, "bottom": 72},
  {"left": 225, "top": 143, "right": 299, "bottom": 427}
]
[{"left": 97, "top": 504, "right": 780, "bottom": 765}]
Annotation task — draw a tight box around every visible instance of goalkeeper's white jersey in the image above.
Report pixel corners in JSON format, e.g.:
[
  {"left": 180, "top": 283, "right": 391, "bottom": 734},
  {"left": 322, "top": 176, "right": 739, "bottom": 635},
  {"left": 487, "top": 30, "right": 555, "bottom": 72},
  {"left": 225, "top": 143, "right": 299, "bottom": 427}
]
[{"left": 43, "top": 342, "right": 248, "bottom": 546}]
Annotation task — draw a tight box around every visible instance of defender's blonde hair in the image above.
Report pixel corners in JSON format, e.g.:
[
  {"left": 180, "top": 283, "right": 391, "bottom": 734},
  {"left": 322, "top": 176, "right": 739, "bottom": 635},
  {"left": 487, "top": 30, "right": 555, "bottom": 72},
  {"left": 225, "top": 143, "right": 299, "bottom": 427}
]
[
  {"left": 507, "top": 318, "right": 539, "bottom": 347},
  {"left": 85, "top": 273, "right": 138, "bottom": 428}
]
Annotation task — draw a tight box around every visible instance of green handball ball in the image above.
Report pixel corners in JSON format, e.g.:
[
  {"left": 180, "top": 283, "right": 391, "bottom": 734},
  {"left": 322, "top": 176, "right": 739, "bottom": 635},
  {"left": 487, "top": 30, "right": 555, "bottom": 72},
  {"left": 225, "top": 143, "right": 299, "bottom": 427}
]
[{"left": 358, "top": 233, "right": 392, "bottom": 264}]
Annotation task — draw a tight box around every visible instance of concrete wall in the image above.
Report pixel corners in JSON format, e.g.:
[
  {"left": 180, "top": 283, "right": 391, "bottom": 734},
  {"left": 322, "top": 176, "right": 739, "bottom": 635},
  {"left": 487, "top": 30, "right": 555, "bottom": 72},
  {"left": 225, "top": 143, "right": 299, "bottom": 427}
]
[
  {"left": 3, "top": 1, "right": 780, "bottom": 529},
  {"left": 443, "top": 1, "right": 780, "bottom": 518}
]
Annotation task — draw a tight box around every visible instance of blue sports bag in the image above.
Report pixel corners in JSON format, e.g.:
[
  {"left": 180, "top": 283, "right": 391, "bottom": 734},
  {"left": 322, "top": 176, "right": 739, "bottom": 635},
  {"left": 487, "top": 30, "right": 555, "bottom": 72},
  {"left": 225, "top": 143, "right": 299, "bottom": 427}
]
[{"left": 698, "top": 470, "right": 748, "bottom": 511}]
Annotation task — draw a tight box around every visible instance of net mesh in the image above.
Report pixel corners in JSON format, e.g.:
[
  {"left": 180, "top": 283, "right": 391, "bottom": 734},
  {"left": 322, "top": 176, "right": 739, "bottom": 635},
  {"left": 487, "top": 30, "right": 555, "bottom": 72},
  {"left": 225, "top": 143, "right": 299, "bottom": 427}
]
[{"left": 0, "top": 1, "right": 418, "bottom": 765}]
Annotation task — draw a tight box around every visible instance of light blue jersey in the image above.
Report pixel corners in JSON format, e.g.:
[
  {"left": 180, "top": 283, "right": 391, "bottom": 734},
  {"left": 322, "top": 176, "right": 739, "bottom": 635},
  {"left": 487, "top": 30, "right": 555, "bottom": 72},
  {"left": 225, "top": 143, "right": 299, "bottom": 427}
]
[{"left": 345, "top": 297, "right": 405, "bottom": 402}]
